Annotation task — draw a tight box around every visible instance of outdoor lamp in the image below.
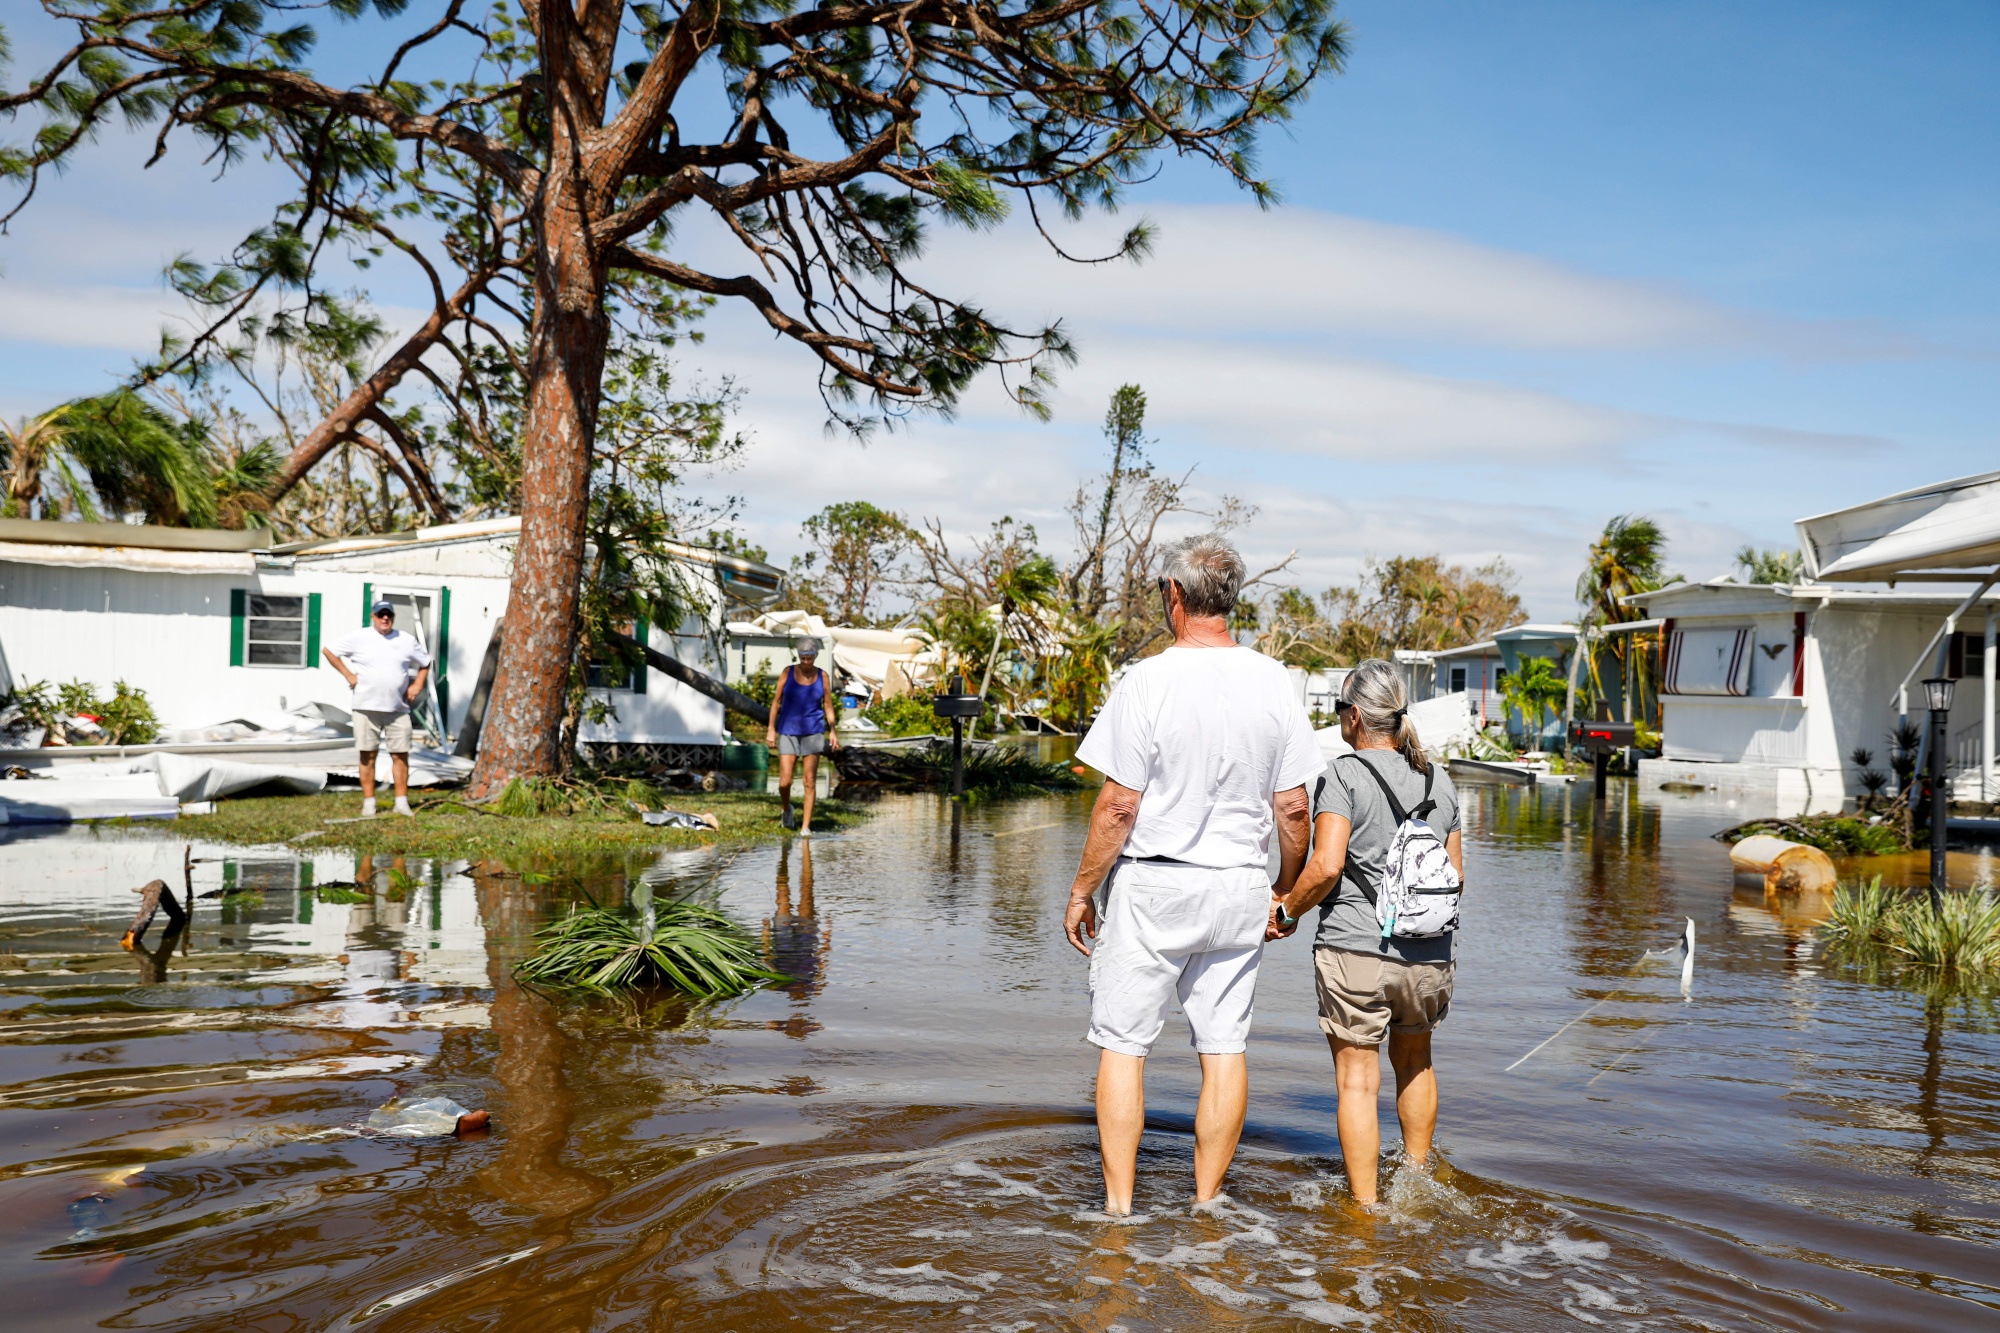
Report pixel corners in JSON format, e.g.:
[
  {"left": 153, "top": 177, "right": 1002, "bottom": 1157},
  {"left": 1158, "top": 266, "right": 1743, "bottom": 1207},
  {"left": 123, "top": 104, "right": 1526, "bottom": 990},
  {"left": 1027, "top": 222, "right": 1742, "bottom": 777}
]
[
  {"left": 1921, "top": 676, "right": 1953, "bottom": 911},
  {"left": 1923, "top": 676, "right": 1955, "bottom": 713}
]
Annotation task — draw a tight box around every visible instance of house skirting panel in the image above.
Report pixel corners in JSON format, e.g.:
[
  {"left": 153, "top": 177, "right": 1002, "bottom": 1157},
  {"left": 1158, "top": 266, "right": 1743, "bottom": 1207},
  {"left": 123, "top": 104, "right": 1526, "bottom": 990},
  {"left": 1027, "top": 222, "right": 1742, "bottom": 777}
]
[
  {"left": 577, "top": 742, "right": 724, "bottom": 771},
  {"left": 1637, "top": 758, "right": 1847, "bottom": 816}
]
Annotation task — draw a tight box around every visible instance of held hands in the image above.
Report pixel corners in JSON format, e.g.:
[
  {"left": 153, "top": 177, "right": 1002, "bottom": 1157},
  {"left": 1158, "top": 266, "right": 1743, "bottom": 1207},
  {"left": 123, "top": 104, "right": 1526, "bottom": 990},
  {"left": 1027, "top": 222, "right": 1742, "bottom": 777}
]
[
  {"left": 1266, "top": 893, "right": 1301, "bottom": 942},
  {"left": 1064, "top": 893, "right": 1098, "bottom": 957}
]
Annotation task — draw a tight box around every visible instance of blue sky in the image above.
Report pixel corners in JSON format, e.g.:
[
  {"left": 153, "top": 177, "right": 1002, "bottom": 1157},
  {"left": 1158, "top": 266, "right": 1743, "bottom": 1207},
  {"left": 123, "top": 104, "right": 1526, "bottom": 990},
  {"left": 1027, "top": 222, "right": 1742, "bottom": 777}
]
[{"left": 1, "top": 0, "right": 1995, "bottom": 618}]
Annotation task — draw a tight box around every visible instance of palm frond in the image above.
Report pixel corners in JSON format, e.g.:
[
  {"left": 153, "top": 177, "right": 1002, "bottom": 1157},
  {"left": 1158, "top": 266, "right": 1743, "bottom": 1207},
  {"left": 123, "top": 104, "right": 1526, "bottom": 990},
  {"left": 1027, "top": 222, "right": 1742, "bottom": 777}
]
[{"left": 516, "top": 899, "right": 787, "bottom": 998}]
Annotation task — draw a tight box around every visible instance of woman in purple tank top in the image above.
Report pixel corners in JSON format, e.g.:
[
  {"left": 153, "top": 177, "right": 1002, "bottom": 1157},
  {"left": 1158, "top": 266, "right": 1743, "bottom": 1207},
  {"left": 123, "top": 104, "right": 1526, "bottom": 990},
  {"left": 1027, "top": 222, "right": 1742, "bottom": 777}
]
[{"left": 765, "top": 636, "right": 841, "bottom": 835}]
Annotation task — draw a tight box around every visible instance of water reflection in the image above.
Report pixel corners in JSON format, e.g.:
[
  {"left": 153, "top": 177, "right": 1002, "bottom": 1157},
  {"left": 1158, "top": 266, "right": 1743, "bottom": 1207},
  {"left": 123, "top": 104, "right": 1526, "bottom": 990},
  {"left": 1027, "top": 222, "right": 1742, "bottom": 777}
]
[
  {"left": 4, "top": 786, "right": 2000, "bottom": 1330},
  {"left": 473, "top": 865, "right": 610, "bottom": 1220},
  {"left": 764, "top": 840, "right": 827, "bottom": 1007}
]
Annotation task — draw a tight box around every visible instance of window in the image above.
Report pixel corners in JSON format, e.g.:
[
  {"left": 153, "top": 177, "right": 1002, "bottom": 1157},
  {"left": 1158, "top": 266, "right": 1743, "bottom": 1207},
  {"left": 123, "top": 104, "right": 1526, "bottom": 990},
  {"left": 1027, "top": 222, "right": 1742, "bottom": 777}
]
[
  {"left": 1450, "top": 666, "right": 1467, "bottom": 693},
  {"left": 247, "top": 595, "right": 306, "bottom": 666},
  {"left": 586, "top": 617, "right": 649, "bottom": 692}
]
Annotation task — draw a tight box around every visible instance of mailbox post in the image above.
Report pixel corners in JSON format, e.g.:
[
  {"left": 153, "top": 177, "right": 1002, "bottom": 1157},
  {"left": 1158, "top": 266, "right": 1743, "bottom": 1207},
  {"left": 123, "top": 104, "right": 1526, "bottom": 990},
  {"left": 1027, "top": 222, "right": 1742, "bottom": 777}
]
[
  {"left": 1569, "top": 719, "right": 1637, "bottom": 801},
  {"left": 933, "top": 675, "right": 983, "bottom": 800}
]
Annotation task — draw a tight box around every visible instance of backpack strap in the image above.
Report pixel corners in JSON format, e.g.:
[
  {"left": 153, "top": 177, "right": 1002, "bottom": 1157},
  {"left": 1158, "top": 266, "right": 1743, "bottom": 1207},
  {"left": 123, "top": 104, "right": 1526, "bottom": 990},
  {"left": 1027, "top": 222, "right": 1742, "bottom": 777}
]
[{"left": 1339, "top": 752, "right": 1409, "bottom": 824}]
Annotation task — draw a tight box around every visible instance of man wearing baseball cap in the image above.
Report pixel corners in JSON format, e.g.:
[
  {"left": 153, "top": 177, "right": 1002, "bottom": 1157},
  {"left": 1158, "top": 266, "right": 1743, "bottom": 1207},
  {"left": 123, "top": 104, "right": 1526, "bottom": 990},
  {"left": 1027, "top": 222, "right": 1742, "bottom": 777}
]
[{"left": 324, "top": 600, "right": 432, "bottom": 817}]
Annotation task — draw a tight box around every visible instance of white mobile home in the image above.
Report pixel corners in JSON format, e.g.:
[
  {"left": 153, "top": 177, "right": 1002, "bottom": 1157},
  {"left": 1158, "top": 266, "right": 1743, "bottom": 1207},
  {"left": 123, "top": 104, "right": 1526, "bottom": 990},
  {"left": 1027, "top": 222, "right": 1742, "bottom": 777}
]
[
  {"left": 0, "top": 517, "right": 783, "bottom": 765},
  {"left": 1629, "top": 580, "right": 1994, "bottom": 813},
  {"left": 1630, "top": 471, "right": 2000, "bottom": 814}
]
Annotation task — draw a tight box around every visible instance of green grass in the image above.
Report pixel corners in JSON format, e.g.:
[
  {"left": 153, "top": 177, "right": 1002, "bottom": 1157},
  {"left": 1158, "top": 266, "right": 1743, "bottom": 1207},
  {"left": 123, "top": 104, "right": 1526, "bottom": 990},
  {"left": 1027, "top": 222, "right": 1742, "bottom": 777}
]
[
  {"left": 1822, "top": 876, "right": 2000, "bottom": 993},
  {"left": 123, "top": 788, "right": 863, "bottom": 858},
  {"left": 515, "top": 899, "right": 786, "bottom": 997}
]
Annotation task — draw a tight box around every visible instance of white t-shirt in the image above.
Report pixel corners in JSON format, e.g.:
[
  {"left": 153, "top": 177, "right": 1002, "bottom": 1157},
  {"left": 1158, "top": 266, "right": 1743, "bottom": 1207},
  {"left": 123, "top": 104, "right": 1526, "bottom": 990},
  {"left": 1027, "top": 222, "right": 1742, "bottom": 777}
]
[
  {"left": 1076, "top": 645, "right": 1323, "bottom": 869},
  {"left": 328, "top": 627, "right": 432, "bottom": 715}
]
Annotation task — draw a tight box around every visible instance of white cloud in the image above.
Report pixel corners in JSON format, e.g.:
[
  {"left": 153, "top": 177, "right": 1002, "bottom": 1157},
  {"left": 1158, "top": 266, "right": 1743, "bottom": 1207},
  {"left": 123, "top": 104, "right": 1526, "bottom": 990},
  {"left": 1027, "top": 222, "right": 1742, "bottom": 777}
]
[{"left": 918, "top": 205, "right": 1759, "bottom": 351}]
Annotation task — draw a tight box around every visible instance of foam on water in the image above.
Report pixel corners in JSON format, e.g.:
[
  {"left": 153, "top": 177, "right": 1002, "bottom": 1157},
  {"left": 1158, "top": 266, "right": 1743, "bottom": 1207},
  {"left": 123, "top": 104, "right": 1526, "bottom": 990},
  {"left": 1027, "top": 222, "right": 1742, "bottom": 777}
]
[{"left": 655, "top": 1125, "right": 1709, "bottom": 1329}]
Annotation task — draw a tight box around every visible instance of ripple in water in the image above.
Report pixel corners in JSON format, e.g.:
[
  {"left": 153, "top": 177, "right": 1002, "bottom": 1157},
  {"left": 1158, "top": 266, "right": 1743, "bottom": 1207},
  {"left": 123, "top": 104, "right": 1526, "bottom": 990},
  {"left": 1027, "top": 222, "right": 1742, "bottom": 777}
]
[{"left": 655, "top": 1127, "right": 1681, "bottom": 1331}]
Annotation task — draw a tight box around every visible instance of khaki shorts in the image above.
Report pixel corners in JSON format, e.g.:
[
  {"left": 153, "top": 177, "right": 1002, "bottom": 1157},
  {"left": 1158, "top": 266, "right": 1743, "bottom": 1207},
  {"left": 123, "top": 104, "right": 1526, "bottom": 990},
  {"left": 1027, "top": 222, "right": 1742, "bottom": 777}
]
[
  {"left": 353, "top": 709, "right": 414, "bottom": 755},
  {"left": 1313, "top": 947, "right": 1454, "bottom": 1046}
]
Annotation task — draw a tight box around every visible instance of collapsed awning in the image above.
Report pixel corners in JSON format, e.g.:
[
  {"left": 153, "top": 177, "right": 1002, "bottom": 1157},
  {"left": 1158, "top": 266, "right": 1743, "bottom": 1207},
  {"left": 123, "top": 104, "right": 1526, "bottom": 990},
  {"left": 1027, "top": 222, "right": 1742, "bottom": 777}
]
[{"left": 1797, "top": 470, "right": 2000, "bottom": 582}]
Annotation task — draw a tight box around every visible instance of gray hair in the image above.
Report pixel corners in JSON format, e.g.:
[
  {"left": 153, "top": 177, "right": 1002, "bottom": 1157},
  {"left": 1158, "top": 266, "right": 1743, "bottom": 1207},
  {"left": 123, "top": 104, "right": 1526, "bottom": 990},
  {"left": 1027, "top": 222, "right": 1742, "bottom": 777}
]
[
  {"left": 794, "top": 636, "right": 822, "bottom": 657},
  {"left": 1161, "top": 534, "right": 1246, "bottom": 619},
  {"left": 1341, "top": 658, "right": 1430, "bottom": 774}
]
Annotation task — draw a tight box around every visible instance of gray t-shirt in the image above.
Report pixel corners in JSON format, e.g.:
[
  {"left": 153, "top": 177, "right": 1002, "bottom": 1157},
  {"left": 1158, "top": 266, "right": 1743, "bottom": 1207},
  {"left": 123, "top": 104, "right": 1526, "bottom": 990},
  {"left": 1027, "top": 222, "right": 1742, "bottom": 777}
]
[{"left": 1310, "top": 750, "right": 1461, "bottom": 963}]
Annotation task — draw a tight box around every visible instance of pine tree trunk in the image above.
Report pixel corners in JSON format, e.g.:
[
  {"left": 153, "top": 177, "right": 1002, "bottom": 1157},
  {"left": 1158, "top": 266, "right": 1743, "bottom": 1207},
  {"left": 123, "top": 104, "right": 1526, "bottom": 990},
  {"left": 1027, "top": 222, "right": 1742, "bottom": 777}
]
[{"left": 469, "top": 176, "right": 610, "bottom": 797}]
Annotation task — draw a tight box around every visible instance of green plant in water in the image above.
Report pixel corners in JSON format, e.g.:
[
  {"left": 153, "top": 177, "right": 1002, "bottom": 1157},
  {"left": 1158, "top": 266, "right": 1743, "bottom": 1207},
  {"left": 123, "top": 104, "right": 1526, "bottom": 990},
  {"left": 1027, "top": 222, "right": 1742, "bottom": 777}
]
[
  {"left": 1893, "top": 889, "right": 2000, "bottom": 972},
  {"left": 515, "top": 900, "right": 786, "bottom": 998},
  {"left": 1822, "top": 876, "right": 2000, "bottom": 991},
  {"left": 385, "top": 868, "right": 418, "bottom": 903},
  {"left": 1822, "top": 876, "right": 1900, "bottom": 947}
]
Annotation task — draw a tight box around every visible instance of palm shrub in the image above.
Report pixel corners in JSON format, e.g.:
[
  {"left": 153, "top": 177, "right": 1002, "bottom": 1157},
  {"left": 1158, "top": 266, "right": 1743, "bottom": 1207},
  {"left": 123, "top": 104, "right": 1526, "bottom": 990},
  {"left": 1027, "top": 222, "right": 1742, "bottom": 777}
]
[
  {"left": 1822, "top": 876, "right": 2000, "bottom": 982},
  {"left": 1822, "top": 876, "right": 1900, "bottom": 948},
  {"left": 516, "top": 899, "right": 786, "bottom": 998},
  {"left": 1893, "top": 890, "right": 2000, "bottom": 972}
]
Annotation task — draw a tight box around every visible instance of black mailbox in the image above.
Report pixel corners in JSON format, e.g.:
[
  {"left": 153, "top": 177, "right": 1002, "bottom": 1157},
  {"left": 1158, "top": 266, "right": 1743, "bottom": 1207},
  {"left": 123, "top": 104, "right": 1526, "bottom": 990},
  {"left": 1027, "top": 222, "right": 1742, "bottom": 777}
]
[
  {"left": 933, "top": 693, "right": 984, "bottom": 719},
  {"left": 1569, "top": 720, "right": 1637, "bottom": 753}
]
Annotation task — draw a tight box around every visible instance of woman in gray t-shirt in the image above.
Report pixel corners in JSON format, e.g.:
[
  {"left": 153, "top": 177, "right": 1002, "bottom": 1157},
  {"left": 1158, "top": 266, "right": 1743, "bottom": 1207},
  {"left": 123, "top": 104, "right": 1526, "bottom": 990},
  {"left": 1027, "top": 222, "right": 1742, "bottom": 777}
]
[{"left": 1269, "top": 658, "right": 1465, "bottom": 1208}]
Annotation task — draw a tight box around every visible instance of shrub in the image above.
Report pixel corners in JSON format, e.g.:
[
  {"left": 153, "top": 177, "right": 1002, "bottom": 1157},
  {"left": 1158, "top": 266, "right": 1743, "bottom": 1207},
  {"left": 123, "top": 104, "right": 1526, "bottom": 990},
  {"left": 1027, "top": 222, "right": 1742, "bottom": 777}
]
[
  {"left": 6, "top": 677, "right": 159, "bottom": 745},
  {"left": 862, "top": 691, "right": 943, "bottom": 737}
]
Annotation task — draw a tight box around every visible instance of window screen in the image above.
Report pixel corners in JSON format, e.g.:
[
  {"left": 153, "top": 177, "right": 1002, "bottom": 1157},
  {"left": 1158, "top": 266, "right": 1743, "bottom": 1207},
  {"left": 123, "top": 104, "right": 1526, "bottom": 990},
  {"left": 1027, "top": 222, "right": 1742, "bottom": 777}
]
[
  {"left": 246, "top": 595, "right": 307, "bottom": 666},
  {"left": 1450, "top": 666, "right": 1467, "bottom": 693}
]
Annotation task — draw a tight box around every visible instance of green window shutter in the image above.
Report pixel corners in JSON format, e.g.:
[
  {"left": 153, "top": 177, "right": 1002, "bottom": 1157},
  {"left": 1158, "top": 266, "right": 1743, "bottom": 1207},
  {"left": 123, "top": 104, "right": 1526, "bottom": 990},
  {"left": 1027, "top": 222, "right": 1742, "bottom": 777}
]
[
  {"left": 631, "top": 613, "right": 649, "bottom": 693},
  {"left": 360, "top": 582, "right": 373, "bottom": 626},
  {"left": 435, "top": 587, "right": 452, "bottom": 721},
  {"left": 305, "top": 592, "right": 322, "bottom": 663},
  {"left": 229, "top": 589, "right": 247, "bottom": 666}
]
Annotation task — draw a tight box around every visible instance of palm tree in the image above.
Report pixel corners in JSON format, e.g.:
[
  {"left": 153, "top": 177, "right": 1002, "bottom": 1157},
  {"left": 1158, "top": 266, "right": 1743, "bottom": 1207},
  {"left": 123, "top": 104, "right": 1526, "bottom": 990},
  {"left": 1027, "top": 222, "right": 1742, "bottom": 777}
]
[
  {"left": 973, "top": 554, "right": 1063, "bottom": 737},
  {"left": 1, "top": 405, "right": 81, "bottom": 519},
  {"left": 1501, "top": 656, "right": 1569, "bottom": 749},
  {"left": 0, "top": 392, "right": 267, "bottom": 528},
  {"left": 1576, "top": 515, "right": 1677, "bottom": 725}
]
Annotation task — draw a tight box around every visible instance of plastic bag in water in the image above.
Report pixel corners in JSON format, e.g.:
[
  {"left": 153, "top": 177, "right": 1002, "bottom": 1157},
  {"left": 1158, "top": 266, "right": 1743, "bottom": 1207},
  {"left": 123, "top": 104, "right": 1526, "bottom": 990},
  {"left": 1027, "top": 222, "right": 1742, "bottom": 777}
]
[{"left": 366, "top": 1096, "right": 488, "bottom": 1137}]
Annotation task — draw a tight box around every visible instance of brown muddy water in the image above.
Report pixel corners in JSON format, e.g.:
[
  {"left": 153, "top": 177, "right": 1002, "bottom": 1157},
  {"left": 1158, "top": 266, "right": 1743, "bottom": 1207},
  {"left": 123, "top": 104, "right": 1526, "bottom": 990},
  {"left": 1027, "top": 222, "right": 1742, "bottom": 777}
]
[{"left": 2, "top": 783, "right": 1998, "bottom": 1331}]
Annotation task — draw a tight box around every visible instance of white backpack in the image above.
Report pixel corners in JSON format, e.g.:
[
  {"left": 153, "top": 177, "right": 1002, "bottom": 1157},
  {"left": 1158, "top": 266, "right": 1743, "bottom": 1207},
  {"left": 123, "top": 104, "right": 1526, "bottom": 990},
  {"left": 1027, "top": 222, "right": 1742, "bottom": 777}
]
[{"left": 1334, "top": 754, "right": 1462, "bottom": 940}]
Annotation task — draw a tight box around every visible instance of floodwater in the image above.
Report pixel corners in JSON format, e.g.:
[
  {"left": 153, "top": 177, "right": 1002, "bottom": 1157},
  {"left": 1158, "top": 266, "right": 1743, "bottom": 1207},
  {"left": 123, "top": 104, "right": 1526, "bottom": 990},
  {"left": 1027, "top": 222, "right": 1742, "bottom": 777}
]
[{"left": 2, "top": 781, "right": 1998, "bottom": 1331}]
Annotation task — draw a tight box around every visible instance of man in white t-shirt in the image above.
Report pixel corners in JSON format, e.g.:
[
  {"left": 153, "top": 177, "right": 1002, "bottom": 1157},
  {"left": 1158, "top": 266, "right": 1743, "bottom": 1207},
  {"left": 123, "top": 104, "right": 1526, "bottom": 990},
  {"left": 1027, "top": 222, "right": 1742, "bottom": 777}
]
[
  {"left": 1065, "top": 534, "right": 1320, "bottom": 1215},
  {"left": 324, "top": 600, "right": 432, "bottom": 817}
]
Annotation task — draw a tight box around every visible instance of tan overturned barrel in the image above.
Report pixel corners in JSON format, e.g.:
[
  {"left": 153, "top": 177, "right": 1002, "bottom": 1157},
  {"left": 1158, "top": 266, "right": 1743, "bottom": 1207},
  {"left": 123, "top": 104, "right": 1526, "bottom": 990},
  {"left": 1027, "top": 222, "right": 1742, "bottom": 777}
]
[{"left": 1729, "top": 834, "right": 1838, "bottom": 894}]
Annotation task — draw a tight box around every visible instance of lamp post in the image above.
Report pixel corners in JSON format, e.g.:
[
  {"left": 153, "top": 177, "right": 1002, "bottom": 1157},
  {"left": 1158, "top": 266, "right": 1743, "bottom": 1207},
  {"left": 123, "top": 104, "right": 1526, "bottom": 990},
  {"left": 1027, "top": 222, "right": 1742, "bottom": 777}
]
[{"left": 1922, "top": 675, "right": 1954, "bottom": 914}]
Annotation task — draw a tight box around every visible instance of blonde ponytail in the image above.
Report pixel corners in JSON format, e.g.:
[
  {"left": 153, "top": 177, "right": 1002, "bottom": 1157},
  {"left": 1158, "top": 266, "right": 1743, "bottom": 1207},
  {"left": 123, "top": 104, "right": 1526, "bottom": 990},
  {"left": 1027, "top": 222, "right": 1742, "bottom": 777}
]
[{"left": 1341, "top": 658, "right": 1430, "bottom": 774}]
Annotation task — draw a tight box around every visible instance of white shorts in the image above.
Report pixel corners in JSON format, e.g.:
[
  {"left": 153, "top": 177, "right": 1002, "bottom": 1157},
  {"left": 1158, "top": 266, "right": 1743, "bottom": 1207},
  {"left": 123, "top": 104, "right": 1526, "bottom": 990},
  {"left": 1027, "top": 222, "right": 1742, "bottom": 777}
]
[
  {"left": 1086, "top": 858, "right": 1272, "bottom": 1057},
  {"left": 353, "top": 709, "right": 413, "bottom": 754}
]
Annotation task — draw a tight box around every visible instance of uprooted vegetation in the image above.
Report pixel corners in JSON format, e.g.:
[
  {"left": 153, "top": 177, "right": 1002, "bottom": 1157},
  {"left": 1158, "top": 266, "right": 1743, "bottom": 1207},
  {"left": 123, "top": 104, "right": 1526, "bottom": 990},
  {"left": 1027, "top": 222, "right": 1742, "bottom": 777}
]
[
  {"left": 1715, "top": 815, "right": 1909, "bottom": 857},
  {"left": 516, "top": 895, "right": 785, "bottom": 998}
]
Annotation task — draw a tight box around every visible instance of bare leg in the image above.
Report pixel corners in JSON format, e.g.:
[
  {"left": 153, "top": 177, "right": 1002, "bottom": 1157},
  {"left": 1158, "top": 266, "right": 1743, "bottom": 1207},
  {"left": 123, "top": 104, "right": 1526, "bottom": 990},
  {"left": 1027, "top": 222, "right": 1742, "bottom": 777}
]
[
  {"left": 800, "top": 753, "right": 819, "bottom": 831},
  {"left": 358, "top": 750, "right": 378, "bottom": 802},
  {"left": 776, "top": 752, "right": 797, "bottom": 823},
  {"left": 1330, "top": 1038, "right": 1385, "bottom": 1205},
  {"left": 392, "top": 753, "right": 411, "bottom": 800},
  {"left": 1387, "top": 1030, "right": 1437, "bottom": 1168},
  {"left": 1193, "top": 1052, "right": 1248, "bottom": 1202},
  {"left": 1095, "top": 1049, "right": 1146, "bottom": 1214}
]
